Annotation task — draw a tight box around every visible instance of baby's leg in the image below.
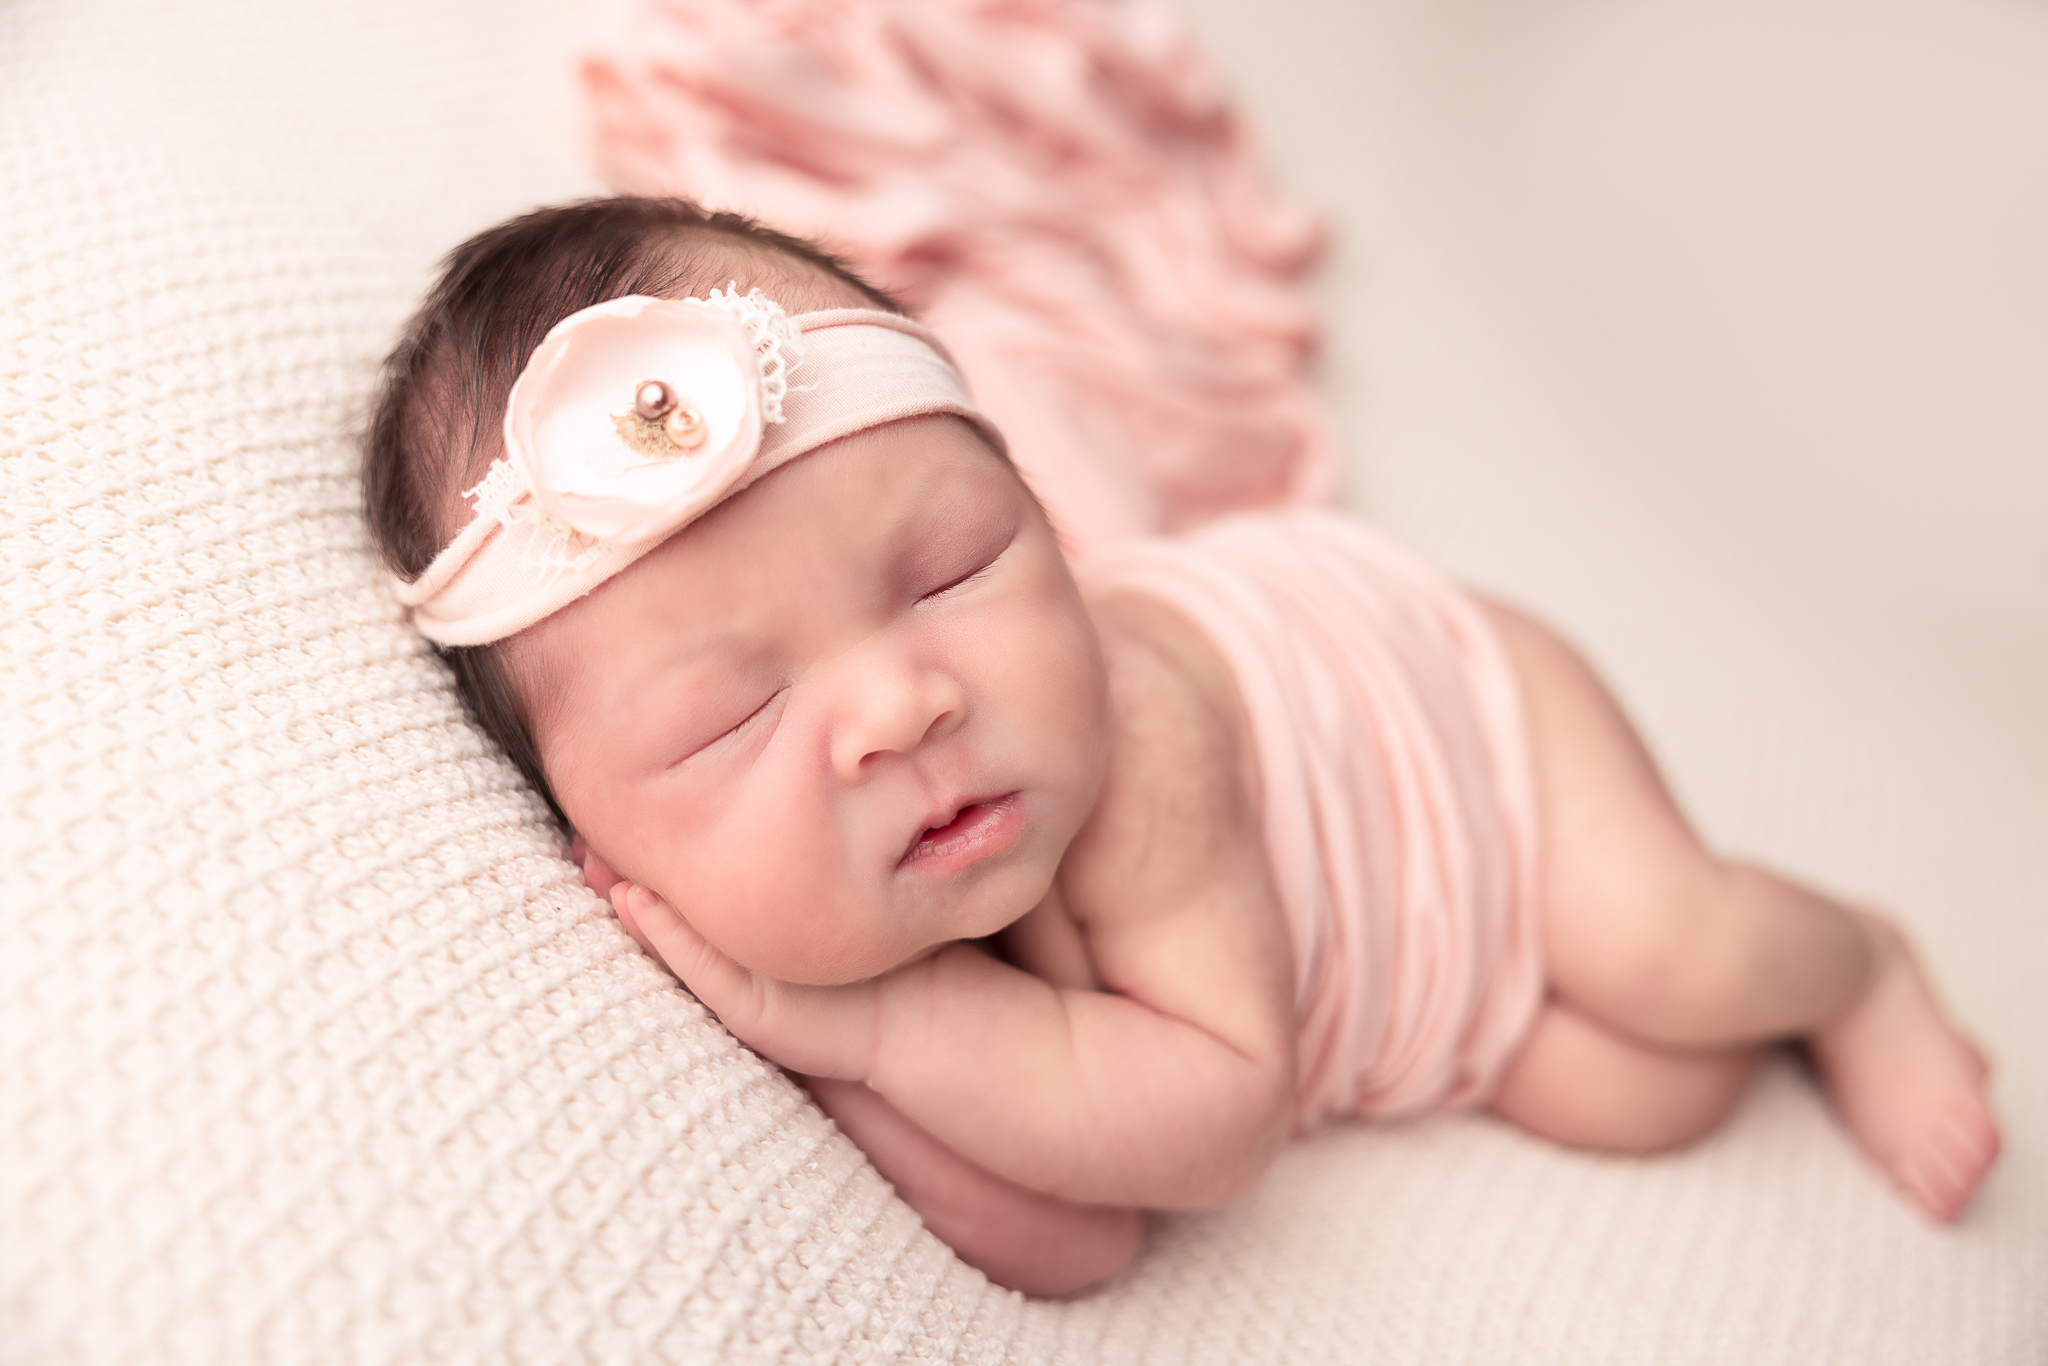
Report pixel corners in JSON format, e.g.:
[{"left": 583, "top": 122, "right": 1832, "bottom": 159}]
[
  {"left": 1492, "top": 1000, "right": 1760, "bottom": 1154},
  {"left": 1477, "top": 598, "right": 1998, "bottom": 1219}
]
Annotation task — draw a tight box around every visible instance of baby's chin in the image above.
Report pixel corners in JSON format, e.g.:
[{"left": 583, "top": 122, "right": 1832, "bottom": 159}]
[
  {"left": 753, "top": 937, "right": 949, "bottom": 988},
  {"left": 770, "top": 883, "right": 1047, "bottom": 986},
  {"left": 909, "top": 849, "right": 1061, "bottom": 941}
]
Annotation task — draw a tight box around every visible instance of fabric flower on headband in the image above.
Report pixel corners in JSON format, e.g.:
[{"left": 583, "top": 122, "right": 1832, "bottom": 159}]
[{"left": 472, "top": 288, "right": 802, "bottom": 557}]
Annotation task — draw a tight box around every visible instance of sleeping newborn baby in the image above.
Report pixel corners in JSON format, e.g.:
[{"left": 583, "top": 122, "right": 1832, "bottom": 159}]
[{"left": 366, "top": 196, "right": 1998, "bottom": 1296}]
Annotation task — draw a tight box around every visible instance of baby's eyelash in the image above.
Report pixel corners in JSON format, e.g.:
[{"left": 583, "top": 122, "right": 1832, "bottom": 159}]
[
  {"left": 922, "top": 556, "right": 1000, "bottom": 602},
  {"left": 723, "top": 694, "right": 776, "bottom": 738},
  {"left": 671, "top": 689, "right": 783, "bottom": 768}
]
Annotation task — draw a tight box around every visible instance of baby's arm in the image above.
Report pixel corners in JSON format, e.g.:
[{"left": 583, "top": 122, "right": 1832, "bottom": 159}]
[
  {"left": 614, "top": 880, "right": 1293, "bottom": 1209},
  {"left": 801, "top": 1074, "right": 1142, "bottom": 1296},
  {"left": 588, "top": 841, "right": 1142, "bottom": 1294}
]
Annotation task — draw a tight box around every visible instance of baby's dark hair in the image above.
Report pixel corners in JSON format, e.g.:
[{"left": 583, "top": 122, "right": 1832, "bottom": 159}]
[{"left": 362, "top": 196, "right": 905, "bottom": 822}]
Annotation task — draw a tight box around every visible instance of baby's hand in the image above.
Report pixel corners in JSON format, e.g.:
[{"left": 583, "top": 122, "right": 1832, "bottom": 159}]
[{"left": 610, "top": 881, "right": 881, "bottom": 1083}]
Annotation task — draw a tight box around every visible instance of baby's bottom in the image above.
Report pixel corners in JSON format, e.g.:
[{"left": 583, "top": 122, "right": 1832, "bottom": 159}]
[{"left": 1475, "top": 599, "right": 1999, "bottom": 1221}]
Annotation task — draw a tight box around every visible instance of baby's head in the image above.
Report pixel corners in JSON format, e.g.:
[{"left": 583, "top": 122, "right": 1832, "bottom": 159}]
[{"left": 366, "top": 198, "right": 1109, "bottom": 984}]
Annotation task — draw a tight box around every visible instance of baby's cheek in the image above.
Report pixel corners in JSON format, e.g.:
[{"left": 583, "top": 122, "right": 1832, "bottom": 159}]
[
  {"left": 1013, "top": 599, "right": 1110, "bottom": 756},
  {"left": 679, "top": 765, "right": 879, "bottom": 983}
]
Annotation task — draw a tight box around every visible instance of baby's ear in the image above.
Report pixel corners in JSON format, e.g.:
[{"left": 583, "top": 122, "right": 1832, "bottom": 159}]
[{"left": 571, "top": 836, "right": 625, "bottom": 901}]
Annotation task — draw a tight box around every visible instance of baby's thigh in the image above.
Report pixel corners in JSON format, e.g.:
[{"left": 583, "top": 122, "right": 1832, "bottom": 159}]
[
  {"left": 1478, "top": 598, "right": 1876, "bottom": 1048},
  {"left": 1473, "top": 599, "right": 1730, "bottom": 1008}
]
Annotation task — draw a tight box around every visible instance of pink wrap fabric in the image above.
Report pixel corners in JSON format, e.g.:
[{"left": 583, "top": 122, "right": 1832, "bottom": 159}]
[
  {"left": 1084, "top": 512, "right": 1544, "bottom": 1129},
  {"left": 582, "top": 0, "right": 1339, "bottom": 556}
]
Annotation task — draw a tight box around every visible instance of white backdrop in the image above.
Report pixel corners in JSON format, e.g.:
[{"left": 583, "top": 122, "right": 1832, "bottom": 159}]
[{"left": 1179, "top": 0, "right": 2048, "bottom": 1090}]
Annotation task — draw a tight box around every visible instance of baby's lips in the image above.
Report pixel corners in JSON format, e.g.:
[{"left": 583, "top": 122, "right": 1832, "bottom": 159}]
[{"left": 505, "top": 295, "right": 766, "bottom": 543}]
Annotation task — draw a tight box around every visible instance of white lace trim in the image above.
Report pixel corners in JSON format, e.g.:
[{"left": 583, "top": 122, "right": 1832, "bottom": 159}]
[
  {"left": 460, "top": 458, "right": 599, "bottom": 578},
  {"left": 702, "top": 283, "right": 805, "bottom": 424}
]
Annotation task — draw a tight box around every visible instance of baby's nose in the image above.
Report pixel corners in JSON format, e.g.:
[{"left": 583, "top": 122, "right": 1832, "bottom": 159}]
[{"left": 827, "top": 652, "right": 967, "bottom": 781}]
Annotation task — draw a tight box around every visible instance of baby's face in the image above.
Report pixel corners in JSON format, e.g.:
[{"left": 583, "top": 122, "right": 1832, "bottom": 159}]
[{"left": 524, "top": 416, "right": 1110, "bottom": 986}]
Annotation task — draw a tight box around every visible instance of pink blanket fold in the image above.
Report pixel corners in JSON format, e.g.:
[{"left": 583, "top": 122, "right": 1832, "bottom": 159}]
[{"left": 582, "top": 0, "right": 1340, "bottom": 555}]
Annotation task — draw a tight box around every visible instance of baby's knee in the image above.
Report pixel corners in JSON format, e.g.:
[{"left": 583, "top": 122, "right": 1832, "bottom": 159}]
[{"left": 1559, "top": 861, "right": 1766, "bottom": 1043}]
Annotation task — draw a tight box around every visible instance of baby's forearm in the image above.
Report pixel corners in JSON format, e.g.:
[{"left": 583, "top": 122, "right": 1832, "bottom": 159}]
[
  {"left": 612, "top": 880, "right": 1290, "bottom": 1209},
  {"left": 802, "top": 1075, "right": 1142, "bottom": 1297},
  {"left": 864, "top": 943, "right": 1293, "bottom": 1210}
]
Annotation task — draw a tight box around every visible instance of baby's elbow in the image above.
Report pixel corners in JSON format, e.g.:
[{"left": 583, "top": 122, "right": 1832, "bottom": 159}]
[
  {"left": 1155, "top": 1071, "right": 1296, "bottom": 1210},
  {"left": 955, "top": 1199, "right": 1143, "bottom": 1299},
  {"left": 1191, "top": 1118, "right": 1291, "bottom": 1209},
  {"left": 999, "top": 1204, "right": 1144, "bottom": 1299},
  {"left": 1059, "top": 1204, "right": 1144, "bottom": 1293}
]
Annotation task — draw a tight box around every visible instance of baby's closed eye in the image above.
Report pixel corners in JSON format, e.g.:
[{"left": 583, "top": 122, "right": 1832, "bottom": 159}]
[
  {"left": 669, "top": 687, "right": 788, "bottom": 768},
  {"left": 899, "top": 482, "right": 1021, "bottom": 608},
  {"left": 919, "top": 556, "right": 1000, "bottom": 603},
  {"left": 910, "top": 517, "right": 1020, "bottom": 607}
]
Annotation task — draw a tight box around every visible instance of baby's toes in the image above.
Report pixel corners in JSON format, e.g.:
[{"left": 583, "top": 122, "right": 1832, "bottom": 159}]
[
  {"left": 1945, "top": 1110, "right": 2001, "bottom": 1212},
  {"left": 1895, "top": 1108, "right": 1999, "bottom": 1223}
]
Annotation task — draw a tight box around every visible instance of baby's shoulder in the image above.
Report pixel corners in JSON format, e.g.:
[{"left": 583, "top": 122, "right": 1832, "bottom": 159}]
[
  {"left": 1090, "top": 589, "right": 1247, "bottom": 787},
  {"left": 1063, "top": 590, "right": 1264, "bottom": 921}
]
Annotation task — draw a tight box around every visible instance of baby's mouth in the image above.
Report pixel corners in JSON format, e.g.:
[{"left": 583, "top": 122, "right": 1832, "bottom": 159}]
[{"left": 900, "top": 794, "right": 1021, "bottom": 868}]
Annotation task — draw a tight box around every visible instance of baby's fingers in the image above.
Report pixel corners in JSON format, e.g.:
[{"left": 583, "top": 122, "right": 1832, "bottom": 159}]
[
  {"left": 612, "top": 884, "right": 758, "bottom": 1016},
  {"left": 612, "top": 883, "right": 877, "bottom": 1081},
  {"left": 604, "top": 877, "right": 657, "bottom": 958}
]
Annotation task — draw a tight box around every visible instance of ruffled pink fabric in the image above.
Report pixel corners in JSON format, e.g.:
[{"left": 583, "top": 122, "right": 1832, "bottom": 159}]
[{"left": 582, "top": 0, "right": 1339, "bottom": 554}]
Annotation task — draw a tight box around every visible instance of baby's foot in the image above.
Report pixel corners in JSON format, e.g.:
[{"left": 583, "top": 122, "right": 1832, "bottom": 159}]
[{"left": 1809, "top": 913, "right": 2000, "bottom": 1221}]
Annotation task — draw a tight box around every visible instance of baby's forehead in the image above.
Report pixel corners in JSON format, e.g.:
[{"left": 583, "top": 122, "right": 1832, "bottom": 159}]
[
  {"left": 718, "top": 413, "right": 1018, "bottom": 549},
  {"left": 560, "top": 415, "right": 1020, "bottom": 641}
]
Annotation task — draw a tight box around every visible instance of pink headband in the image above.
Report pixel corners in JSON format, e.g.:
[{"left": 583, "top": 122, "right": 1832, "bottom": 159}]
[{"left": 393, "top": 290, "right": 1006, "bottom": 645}]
